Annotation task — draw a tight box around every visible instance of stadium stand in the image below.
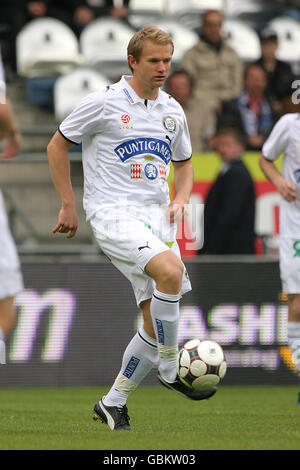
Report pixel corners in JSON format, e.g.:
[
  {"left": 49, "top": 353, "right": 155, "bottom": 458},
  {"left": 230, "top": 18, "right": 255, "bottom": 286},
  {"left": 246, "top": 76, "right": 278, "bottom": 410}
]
[
  {"left": 3, "top": 0, "right": 299, "bottom": 255},
  {"left": 266, "top": 16, "right": 300, "bottom": 65},
  {"left": 54, "top": 67, "right": 112, "bottom": 122},
  {"left": 222, "top": 19, "right": 261, "bottom": 62},
  {"left": 16, "top": 17, "right": 83, "bottom": 108},
  {"left": 16, "top": 17, "right": 82, "bottom": 78},
  {"left": 150, "top": 18, "right": 199, "bottom": 64},
  {"left": 79, "top": 17, "right": 136, "bottom": 80}
]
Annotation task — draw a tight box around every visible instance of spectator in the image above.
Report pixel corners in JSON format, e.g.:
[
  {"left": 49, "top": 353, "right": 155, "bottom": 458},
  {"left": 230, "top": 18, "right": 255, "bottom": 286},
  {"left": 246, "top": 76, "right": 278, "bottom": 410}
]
[
  {"left": 0, "top": 1, "right": 24, "bottom": 71},
  {"left": 255, "top": 28, "right": 295, "bottom": 118},
  {"left": 199, "top": 126, "right": 256, "bottom": 255},
  {"left": 165, "top": 70, "right": 214, "bottom": 152},
  {"left": 181, "top": 9, "right": 243, "bottom": 141},
  {"left": 63, "top": 0, "right": 131, "bottom": 36},
  {"left": 217, "top": 64, "right": 274, "bottom": 151}
]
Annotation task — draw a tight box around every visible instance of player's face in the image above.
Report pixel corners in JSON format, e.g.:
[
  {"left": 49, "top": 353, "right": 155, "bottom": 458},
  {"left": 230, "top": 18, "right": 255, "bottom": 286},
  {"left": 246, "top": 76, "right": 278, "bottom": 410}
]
[{"left": 129, "top": 39, "right": 173, "bottom": 95}]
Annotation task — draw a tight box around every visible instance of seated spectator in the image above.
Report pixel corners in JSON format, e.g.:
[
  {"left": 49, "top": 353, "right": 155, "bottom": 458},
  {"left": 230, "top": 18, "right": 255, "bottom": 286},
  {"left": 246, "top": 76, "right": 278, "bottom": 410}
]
[
  {"left": 181, "top": 9, "right": 244, "bottom": 142},
  {"left": 66, "top": 0, "right": 131, "bottom": 36},
  {"left": 0, "top": 1, "right": 25, "bottom": 71},
  {"left": 255, "top": 28, "right": 295, "bottom": 118},
  {"left": 165, "top": 70, "right": 214, "bottom": 152},
  {"left": 199, "top": 126, "right": 256, "bottom": 255},
  {"left": 217, "top": 64, "right": 274, "bottom": 151}
]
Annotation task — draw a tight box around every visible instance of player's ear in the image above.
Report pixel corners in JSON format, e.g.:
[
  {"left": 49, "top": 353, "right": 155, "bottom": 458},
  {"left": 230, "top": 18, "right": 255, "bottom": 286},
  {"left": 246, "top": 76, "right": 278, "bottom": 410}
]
[{"left": 128, "top": 54, "right": 137, "bottom": 72}]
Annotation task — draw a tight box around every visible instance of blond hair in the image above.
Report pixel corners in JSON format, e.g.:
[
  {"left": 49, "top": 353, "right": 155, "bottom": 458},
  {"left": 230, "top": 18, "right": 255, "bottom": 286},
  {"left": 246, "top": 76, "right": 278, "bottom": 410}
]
[{"left": 127, "top": 25, "right": 174, "bottom": 71}]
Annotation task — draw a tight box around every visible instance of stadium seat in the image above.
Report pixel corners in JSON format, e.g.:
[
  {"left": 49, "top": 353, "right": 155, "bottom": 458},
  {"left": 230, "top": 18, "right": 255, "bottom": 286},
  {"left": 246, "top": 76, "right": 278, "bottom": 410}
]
[
  {"left": 151, "top": 19, "right": 199, "bottom": 63},
  {"left": 266, "top": 17, "right": 300, "bottom": 62},
  {"left": 222, "top": 19, "right": 261, "bottom": 62},
  {"left": 79, "top": 18, "right": 136, "bottom": 80},
  {"left": 16, "top": 17, "right": 82, "bottom": 78},
  {"left": 224, "top": 0, "right": 281, "bottom": 31},
  {"left": 54, "top": 67, "right": 111, "bottom": 121},
  {"left": 129, "top": 0, "right": 167, "bottom": 13}
]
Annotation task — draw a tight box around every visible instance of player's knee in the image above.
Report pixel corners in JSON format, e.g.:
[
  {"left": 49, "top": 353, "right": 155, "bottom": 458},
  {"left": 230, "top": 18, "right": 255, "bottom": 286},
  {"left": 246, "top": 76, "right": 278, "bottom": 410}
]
[
  {"left": 157, "top": 259, "right": 184, "bottom": 292},
  {"left": 288, "top": 294, "right": 300, "bottom": 321}
]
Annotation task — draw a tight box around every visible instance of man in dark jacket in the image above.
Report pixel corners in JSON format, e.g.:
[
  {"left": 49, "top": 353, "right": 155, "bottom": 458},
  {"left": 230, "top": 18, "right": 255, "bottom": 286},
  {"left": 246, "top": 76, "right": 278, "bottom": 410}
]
[{"left": 199, "top": 126, "right": 256, "bottom": 255}]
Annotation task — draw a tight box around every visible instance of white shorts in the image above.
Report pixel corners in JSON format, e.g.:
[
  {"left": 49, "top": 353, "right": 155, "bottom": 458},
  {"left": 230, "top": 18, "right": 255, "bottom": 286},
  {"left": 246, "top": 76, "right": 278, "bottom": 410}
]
[
  {"left": 279, "top": 237, "right": 300, "bottom": 294},
  {"left": 0, "top": 190, "right": 24, "bottom": 299},
  {"left": 90, "top": 204, "right": 192, "bottom": 306}
]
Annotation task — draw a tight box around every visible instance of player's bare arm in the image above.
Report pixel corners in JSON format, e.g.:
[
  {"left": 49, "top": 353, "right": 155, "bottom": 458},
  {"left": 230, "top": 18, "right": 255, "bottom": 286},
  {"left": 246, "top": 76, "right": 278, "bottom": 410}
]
[
  {"left": 259, "top": 153, "right": 297, "bottom": 202},
  {"left": 47, "top": 130, "right": 78, "bottom": 238},
  {"left": 168, "top": 159, "right": 194, "bottom": 222},
  {"left": 0, "top": 97, "right": 22, "bottom": 160}
]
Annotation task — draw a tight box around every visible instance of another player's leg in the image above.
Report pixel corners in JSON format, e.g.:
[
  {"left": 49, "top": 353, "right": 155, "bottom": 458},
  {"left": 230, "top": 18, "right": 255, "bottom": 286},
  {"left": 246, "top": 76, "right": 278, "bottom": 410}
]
[
  {"left": 93, "top": 307, "right": 158, "bottom": 430},
  {"left": 0, "top": 296, "right": 16, "bottom": 364},
  {"left": 145, "top": 250, "right": 216, "bottom": 400},
  {"left": 287, "top": 294, "right": 300, "bottom": 405}
]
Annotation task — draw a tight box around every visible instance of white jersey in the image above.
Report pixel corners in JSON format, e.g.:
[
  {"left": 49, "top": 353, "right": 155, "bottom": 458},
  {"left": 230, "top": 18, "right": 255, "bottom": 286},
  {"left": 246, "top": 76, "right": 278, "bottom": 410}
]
[
  {"left": 262, "top": 112, "right": 300, "bottom": 237},
  {"left": 59, "top": 75, "right": 192, "bottom": 221}
]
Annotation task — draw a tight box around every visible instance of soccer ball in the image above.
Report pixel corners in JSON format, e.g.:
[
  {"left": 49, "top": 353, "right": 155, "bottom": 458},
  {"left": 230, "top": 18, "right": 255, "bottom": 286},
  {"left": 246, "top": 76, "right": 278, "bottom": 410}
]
[{"left": 176, "top": 339, "right": 227, "bottom": 390}]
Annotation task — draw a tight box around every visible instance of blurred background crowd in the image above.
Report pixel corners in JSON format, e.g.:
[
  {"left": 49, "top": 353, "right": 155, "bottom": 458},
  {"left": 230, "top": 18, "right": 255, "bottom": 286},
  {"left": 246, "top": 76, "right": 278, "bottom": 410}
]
[{"left": 1, "top": 0, "right": 300, "bottom": 257}]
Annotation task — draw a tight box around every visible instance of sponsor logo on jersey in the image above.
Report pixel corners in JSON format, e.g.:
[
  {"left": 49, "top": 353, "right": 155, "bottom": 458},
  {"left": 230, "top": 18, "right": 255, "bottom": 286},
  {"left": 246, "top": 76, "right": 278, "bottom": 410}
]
[
  {"left": 144, "top": 163, "right": 158, "bottom": 180},
  {"left": 119, "top": 113, "right": 133, "bottom": 129},
  {"left": 130, "top": 162, "right": 167, "bottom": 182},
  {"left": 159, "top": 164, "right": 167, "bottom": 181},
  {"left": 294, "top": 168, "right": 300, "bottom": 183},
  {"left": 130, "top": 163, "right": 142, "bottom": 179},
  {"left": 163, "top": 115, "right": 176, "bottom": 133},
  {"left": 115, "top": 138, "right": 172, "bottom": 164}
]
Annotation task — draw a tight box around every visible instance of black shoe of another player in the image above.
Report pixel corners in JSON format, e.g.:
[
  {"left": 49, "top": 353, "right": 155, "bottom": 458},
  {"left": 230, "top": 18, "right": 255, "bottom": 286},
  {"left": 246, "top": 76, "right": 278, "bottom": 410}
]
[
  {"left": 93, "top": 398, "right": 132, "bottom": 430},
  {"left": 158, "top": 371, "right": 217, "bottom": 401}
]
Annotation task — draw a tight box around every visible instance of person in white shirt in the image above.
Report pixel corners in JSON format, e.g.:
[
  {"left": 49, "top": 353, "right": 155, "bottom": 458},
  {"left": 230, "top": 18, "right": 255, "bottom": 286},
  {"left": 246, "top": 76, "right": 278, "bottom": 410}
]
[
  {"left": 259, "top": 112, "right": 300, "bottom": 405},
  {"left": 0, "top": 50, "right": 23, "bottom": 364},
  {"left": 47, "top": 25, "right": 216, "bottom": 431}
]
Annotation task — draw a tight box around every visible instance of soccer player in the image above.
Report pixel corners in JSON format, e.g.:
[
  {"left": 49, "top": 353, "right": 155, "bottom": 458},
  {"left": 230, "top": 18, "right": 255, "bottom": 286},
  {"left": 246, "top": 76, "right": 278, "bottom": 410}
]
[
  {"left": 0, "top": 50, "right": 24, "bottom": 364},
  {"left": 47, "top": 26, "right": 216, "bottom": 430},
  {"left": 259, "top": 112, "right": 300, "bottom": 405}
]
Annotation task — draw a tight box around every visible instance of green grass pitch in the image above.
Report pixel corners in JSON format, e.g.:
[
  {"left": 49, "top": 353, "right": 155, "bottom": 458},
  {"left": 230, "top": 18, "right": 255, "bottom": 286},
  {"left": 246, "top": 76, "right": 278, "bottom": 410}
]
[{"left": 0, "top": 385, "right": 299, "bottom": 450}]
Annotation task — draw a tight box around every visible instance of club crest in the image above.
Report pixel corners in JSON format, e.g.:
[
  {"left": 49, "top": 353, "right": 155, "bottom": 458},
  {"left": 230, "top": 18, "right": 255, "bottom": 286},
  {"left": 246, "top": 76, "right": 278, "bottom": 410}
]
[{"left": 163, "top": 115, "right": 176, "bottom": 133}]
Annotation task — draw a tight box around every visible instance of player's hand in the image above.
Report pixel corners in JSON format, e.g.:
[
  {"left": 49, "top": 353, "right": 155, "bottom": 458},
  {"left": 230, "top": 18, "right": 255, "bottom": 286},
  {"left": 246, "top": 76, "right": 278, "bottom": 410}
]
[
  {"left": 0, "top": 131, "right": 22, "bottom": 160},
  {"left": 168, "top": 200, "right": 188, "bottom": 223},
  {"left": 52, "top": 206, "right": 78, "bottom": 238},
  {"left": 277, "top": 177, "right": 297, "bottom": 202}
]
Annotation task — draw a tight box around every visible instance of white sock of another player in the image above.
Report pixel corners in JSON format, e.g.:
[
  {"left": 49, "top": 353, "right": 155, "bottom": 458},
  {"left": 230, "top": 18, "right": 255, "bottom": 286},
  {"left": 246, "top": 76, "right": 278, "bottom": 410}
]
[
  {"left": 288, "top": 322, "right": 300, "bottom": 379},
  {"left": 150, "top": 288, "right": 180, "bottom": 383},
  {"left": 0, "top": 327, "right": 6, "bottom": 364},
  {"left": 103, "top": 327, "right": 158, "bottom": 408}
]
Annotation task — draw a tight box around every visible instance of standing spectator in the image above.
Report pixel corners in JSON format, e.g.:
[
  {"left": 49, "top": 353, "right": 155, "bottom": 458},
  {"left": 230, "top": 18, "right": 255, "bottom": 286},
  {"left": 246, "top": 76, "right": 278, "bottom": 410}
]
[
  {"left": 256, "top": 28, "right": 295, "bottom": 118},
  {"left": 165, "top": 70, "right": 214, "bottom": 152},
  {"left": 181, "top": 9, "right": 243, "bottom": 143},
  {"left": 199, "top": 126, "right": 256, "bottom": 255},
  {"left": 217, "top": 64, "right": 274, "bottom": 151}
]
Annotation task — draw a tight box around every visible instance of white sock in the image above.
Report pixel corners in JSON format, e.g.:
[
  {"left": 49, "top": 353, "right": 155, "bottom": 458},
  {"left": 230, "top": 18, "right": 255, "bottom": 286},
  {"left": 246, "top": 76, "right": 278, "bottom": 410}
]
[
  {"left": 288, "top": 322, "right": 300, "bottom": 378},
  {"left": 151, "top": 288, "right": 180, "bottom": 383},
  {"left": 103, "top": 327, "right": 158, "bottom": 407},
  {"left": 0, "top": 327, "right": 6, "bottom": 365}
]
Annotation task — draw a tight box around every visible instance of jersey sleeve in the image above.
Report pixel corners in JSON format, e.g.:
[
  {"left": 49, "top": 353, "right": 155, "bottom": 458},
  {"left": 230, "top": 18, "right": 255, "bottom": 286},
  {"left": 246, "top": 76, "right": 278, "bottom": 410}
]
[
  {"left": 171, "top": 111, "right": 192, "bottom": 162},
  {"left": 0, "top": 49, "right": 6, "bottom": 101},
  {"left": 59, "top": 91, "right": 104, "bottom": 144},
  {"left": 261, "top": 114, "right": 290, "bottom": 161}
]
